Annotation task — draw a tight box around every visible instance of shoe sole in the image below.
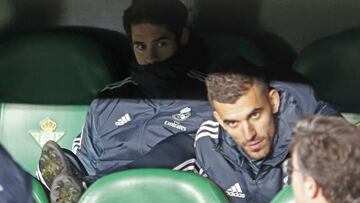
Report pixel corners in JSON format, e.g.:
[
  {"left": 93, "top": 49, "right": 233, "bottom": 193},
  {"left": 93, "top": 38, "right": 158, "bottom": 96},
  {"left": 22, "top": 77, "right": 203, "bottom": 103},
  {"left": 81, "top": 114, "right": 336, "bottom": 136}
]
[
  {"left": 50, "top": 173, "right": 84, "bottom": 203},
  {"left": 39, "top": 141, "right": 71, "bottom": 188}
]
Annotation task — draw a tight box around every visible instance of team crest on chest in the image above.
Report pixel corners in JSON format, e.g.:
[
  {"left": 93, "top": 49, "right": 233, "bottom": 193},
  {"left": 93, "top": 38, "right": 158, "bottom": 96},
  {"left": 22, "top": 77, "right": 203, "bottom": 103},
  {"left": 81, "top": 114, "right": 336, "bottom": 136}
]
[
  {"left": 29, "top": 118, "right": 65, "bottom": 147},
  {"left": 164, "top": 107, "right": 191, "bottom": 131},
  {"left": 172, "top": 107, "right": 192, "bottom": 121}
]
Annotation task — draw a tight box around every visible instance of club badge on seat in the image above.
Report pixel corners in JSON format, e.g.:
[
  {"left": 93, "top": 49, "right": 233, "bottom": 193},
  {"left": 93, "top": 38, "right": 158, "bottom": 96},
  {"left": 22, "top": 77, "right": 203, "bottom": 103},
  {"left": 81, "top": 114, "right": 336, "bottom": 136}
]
[{"left": 30, "top": 118, "right": 65, "bottom": 147}]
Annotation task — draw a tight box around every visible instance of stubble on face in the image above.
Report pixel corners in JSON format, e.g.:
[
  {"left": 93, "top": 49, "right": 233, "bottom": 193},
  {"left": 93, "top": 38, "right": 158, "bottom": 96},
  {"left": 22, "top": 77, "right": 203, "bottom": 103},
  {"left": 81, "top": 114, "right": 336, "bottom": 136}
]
[{"left": 213, "top": 84, "right": 278, "bottom": 160}]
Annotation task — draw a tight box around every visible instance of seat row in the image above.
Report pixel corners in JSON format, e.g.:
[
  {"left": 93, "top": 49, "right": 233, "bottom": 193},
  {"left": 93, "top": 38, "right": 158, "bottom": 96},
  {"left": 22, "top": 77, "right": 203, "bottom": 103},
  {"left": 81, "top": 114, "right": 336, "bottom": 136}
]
[{"left": 0, "top": 27, "right": 359, "bottom": 202}]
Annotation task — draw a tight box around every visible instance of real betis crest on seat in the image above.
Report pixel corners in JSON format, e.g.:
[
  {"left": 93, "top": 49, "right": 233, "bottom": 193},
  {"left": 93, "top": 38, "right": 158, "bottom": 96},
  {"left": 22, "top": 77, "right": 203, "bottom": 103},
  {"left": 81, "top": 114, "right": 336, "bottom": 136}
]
[{"left": 29, "top": 118, "right": 65, "bottom": 147}]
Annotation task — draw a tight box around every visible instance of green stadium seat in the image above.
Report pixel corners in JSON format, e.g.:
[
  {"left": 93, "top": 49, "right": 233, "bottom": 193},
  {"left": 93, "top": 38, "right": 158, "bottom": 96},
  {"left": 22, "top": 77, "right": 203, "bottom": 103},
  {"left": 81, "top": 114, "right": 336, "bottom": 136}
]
[
  {"left": 0, "top": 31, "right": 115, "bottom": 104},
  {"left": 0, "top": 30, "right": 118, "bottom": 177},
  {"left": 32, "top": 176, "right": 49, "bottom": 203},
  {"left": 78, "top": 169, "right": 229, "bottom": 203},
  {"left": 0, "top": 103, "right": 89, "bottom": 175},
  {"left": 293, "top": 30, "right": 360, "bottom": 116},
  {"left": 200, "top": 32, "right": 307, "bottom": 83},
  {"left": 201, "top": 32, "right": 266, "bottom": 66},
  {"left": 270, "top": 186, "right": 294, "bottom": 203}
]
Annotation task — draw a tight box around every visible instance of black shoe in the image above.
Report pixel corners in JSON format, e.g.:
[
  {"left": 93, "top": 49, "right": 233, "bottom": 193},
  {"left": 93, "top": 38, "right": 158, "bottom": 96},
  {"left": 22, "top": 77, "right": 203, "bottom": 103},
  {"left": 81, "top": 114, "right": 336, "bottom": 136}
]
[
  {"left": 50, "top": 173, "right": 84, "bottom": 203},
  {"left": 39, "top": 140, "right": 72, "bottom": 189}
]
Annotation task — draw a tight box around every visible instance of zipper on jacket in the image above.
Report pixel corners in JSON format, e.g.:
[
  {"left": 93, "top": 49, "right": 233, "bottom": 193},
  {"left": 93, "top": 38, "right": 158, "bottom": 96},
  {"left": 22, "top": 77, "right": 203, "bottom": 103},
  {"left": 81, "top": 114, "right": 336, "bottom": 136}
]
[{"left": 137, "top": 100, "right": 160, "bottom": 155}]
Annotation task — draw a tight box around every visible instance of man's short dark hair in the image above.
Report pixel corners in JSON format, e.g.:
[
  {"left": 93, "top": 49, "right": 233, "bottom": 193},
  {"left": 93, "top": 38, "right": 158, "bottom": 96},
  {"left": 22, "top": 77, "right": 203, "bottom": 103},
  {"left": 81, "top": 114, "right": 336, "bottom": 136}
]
[
  {"left": 291, "top": 116, "right": 360, "bottom": 203},
  {"left": 206, "top": 55, "right": 270, "bottom": 104},
  {"left": 123, "top": 0, "right": 188, "bottom": 40}
]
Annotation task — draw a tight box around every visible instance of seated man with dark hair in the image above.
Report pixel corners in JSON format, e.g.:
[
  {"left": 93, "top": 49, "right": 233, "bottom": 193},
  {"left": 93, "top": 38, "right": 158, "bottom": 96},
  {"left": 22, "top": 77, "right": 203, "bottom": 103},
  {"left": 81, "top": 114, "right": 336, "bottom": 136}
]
[
  {"left": 194, "top": 56, "right": 340, "bottom": 203},
  {"left": 290, "top": 116, "right": 360, "bottom": 203},
  {"left": 37, "top": 0, "right": 212, "bottom": 202},
  {"left": 0, "top": 144, "right": 33, "bottom": 203}
]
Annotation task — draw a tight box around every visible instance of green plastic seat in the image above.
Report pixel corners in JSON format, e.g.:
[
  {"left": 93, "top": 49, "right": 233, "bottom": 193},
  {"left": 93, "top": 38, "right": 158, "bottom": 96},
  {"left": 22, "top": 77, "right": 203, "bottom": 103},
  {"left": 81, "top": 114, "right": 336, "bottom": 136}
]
[
  {"left": 293, "top": 30, "right": 360, "bottom": 114},
  {"left": 79, "top": 169, "right": 229, "bottom": 203},
  {"left": 270, "top": 186, "right": 294, "bottom": 203},
  {"left": 0, "top": 31, "right": 116, "bottom": 176},
  {"left": 0, "top": 103, "right": 89, "bottom": 175},
  {"left": 0, "top": 31, "right": 114, "bottom": 104},
  {"left": 32, "top": 176, "right": 49, "bottom": 203},
  {"left": 201, "top": 33, "right": 266, "bottom": 66}
]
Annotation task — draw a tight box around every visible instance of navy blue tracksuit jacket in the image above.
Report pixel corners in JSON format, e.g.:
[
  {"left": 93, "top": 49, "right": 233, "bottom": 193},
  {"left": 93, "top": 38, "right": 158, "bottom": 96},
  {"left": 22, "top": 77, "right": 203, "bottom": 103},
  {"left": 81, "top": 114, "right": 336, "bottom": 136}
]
[
  {"left": 195, "top": 81, "right": 341, "bottom": 203},
  {"left": 0, "top": 144, "right": 33, "bottom": 203},
  {"left": 73, "top": 68, "right": 213, "bottom": 178}
]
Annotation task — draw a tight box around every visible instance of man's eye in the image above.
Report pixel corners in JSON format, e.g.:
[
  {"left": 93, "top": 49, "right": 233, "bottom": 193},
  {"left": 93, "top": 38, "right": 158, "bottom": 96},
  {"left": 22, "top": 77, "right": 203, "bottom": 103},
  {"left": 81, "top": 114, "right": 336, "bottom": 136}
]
[
  {"left": 134, "top": 44, "right": 146, "bottom": 51},
  {"left": 250, "top": 112, "right": 260, "bottom": 119},
  {"left": 157, "top": 40, "right": 169, "bottom": 47},
  {"left": 227, "top": 121, "right": 238, "bottom": 128}
]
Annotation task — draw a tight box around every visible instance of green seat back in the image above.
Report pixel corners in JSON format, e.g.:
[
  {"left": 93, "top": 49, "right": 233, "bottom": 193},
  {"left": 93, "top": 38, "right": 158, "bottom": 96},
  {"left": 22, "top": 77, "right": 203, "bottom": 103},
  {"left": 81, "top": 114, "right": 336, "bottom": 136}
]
[
  {"left": 79, "top": 169, "right": 229, "bottom": 203},
  {"left": 0, "top": 103, "right": 89, "bottom": 175},
  {"left": 342, "top": 113, "right": 360, "bottom": 125},
  {"left": 0, "top": 32, "right": 113, "bottom": 104},
  {"left": 201, "top": 33, "right": 266, "bottom": 66},
  {"left": 32, "top": 176, "right": 49, "bottom": 203},
  {"left": 293, "top": 31, "right": 360, "bottom": 114},
  {"left": 270, "top": 186, "right": 294, "bottom": 203},
  {"left": 0, "top": 31, "right": 115, "bottom": 175}
]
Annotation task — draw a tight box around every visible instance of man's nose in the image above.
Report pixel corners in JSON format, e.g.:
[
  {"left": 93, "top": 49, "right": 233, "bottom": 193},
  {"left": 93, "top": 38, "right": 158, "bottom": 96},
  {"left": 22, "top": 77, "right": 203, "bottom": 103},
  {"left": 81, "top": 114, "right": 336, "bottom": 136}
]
[
  {"left": 146, "top": 47, "right": 160, "bottom": 64},
  {"left": 242, "top": 122, "right": 256, "bottom": 141}
]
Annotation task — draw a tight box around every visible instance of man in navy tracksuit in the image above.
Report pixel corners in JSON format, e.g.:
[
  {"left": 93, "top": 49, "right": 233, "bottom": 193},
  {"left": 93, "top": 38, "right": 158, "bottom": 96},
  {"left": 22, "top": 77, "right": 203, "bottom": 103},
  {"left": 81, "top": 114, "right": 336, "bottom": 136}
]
[
  {"left": 37, "top": 0, "right": 213, "bottom": 202},
  {"left": 194, "top": 56, "right": 340, "bottom": 203},
  {"left": 0, "top": 144, "right": 33, "bottom": 203}
]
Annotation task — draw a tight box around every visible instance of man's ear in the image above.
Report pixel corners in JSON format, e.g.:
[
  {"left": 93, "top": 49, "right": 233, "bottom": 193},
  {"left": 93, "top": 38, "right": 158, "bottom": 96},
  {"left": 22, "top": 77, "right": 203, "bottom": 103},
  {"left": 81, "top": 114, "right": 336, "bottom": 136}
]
[
  {"left": 180, "top": 27, "right": 189, "bottom": 46},
  {"left": 268, "top": 89, "right": 280, "bottom": 114},
  {"left": 213, "top": 111, "right": 224, "bottom": 128},
  {"left": 304, "top": 176, "right": 319, "bottom": 199}
]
